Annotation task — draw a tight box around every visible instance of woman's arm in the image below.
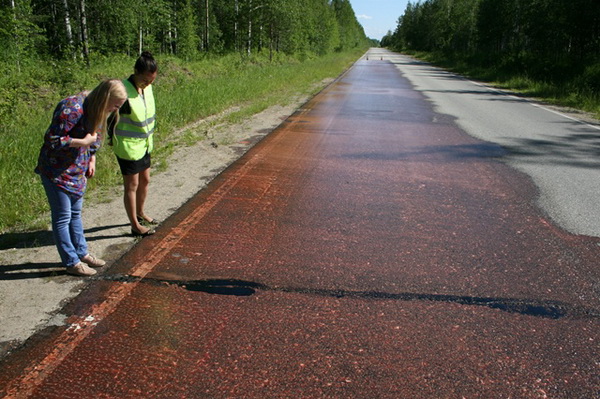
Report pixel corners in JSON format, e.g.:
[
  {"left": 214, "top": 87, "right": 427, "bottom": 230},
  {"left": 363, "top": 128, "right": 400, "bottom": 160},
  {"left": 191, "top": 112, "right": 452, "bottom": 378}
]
[
  {"left": 68, "top": 133, "right": 98, "bottom": 148},
  {"left": 86, "top": 154, "right": 97, "bottom": 177},
  {"left": 47, "top": 96, "right": 90, "bottom": 149}
]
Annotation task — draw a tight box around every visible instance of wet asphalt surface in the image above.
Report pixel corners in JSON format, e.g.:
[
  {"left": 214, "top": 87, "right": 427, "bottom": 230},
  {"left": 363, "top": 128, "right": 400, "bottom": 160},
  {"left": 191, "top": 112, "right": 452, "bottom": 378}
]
[{"left": 1, "top": 57, "right": 599, "bottom": 398}]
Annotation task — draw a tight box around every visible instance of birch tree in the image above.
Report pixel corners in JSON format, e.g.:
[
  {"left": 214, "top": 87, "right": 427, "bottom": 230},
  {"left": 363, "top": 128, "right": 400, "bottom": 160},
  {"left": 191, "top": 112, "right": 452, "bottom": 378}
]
[
  {"left": 61, "top": 0, "right": 74, "bottom": 55},
  {"left": 78, "top": 0, "right": 89, "bottom": 65}
]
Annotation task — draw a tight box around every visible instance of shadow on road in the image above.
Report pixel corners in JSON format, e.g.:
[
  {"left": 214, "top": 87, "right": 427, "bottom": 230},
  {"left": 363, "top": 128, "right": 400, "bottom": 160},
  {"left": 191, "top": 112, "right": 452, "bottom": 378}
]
[{"left": 98, "top": 274, "right": 600, "bottom": 320}]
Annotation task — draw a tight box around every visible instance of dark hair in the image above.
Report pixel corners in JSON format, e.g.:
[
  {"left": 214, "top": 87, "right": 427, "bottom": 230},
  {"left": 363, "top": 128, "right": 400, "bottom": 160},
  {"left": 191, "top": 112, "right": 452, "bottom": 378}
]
[{"left": 134, "top": 51, "right": 157, "bottom": 74}]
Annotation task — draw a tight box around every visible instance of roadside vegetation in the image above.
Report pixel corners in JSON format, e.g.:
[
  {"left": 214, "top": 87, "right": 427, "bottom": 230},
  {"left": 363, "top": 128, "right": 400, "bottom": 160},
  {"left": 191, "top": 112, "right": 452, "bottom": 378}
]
[
  {"left": 0, "top": 0, "right": 373, "bottom": 233},
  {"left": 381, "top": 0, "right": 600, "bottom": 117}
]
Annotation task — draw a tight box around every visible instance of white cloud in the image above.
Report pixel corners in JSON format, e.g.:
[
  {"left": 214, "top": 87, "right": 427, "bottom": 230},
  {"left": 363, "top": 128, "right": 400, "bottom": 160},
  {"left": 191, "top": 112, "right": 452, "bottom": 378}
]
[{"left": 357, "top": 14, "right": 373, "bottom": 20}]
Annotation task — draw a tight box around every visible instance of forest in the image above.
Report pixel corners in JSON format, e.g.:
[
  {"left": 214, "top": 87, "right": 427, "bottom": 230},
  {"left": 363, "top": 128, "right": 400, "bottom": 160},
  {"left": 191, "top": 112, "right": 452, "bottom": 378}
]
[
  {"left": 381, "top": 0, "right": 600, "bottom": 110},
  {"left": 1, "top": 0, "right": 370, "bottom": 65}
]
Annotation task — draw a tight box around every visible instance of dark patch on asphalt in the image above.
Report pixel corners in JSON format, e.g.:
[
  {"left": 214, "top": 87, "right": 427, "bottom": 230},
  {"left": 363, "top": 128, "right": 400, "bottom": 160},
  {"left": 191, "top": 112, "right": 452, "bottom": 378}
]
[
  {"left": 96, "top": 274, "right": 600, "bottom": 320},
  {"left": 0, "top": 340, "right": 21, "bottom": 359}
]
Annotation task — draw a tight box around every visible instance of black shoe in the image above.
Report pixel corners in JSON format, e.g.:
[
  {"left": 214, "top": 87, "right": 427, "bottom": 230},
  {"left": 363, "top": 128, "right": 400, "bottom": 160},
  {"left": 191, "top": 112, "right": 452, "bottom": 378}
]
[{"left": 131, "top": 227, "right": 155, "bottom": 237}]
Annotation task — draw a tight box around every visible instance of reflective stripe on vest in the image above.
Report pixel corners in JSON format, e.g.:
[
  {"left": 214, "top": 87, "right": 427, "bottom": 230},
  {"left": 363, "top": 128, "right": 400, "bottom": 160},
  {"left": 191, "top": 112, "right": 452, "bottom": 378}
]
[{"left": 116, "top": 115, "right": 156, "bottom": 138}]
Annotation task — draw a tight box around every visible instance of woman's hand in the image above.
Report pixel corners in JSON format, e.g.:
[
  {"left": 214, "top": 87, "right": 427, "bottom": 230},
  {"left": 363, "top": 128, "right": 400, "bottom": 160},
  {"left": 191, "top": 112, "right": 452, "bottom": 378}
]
[
  {"left": 86, "top": 155, "right": 96, "bottom": 178},
  {"left": 70, "top": 133, "right": 98, "bottom": 148}
]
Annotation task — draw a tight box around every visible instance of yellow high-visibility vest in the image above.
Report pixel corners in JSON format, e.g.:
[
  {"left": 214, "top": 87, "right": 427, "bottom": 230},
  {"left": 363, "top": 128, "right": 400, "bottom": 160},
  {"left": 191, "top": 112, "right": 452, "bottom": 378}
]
[{"left": 113, "top": 79, "right": 156, "bottom": 161}]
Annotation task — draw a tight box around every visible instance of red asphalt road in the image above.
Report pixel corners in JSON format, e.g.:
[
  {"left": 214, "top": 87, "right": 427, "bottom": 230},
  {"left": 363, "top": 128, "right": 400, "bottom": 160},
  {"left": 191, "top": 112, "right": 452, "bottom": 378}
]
[{"left": 2, "top": 59, "right": 600, "bottom": 398}]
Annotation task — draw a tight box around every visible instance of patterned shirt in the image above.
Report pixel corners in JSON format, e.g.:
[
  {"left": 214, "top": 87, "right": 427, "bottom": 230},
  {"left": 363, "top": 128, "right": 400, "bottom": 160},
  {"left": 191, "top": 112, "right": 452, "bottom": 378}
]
[{"left": 35, "top": 92, "right": 101, "bottom": 198}]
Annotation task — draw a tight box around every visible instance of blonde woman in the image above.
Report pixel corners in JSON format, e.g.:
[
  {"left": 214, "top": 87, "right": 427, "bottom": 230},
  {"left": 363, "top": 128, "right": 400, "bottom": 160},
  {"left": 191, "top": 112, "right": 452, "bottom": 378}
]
[{"left": 35, "top": 79, "right": 127, "bottom": 276}]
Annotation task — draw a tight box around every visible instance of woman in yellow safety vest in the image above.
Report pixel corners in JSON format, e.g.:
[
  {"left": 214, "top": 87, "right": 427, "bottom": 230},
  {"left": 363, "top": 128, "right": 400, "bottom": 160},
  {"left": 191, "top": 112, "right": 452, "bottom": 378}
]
[{"left": 112, "top": 51, "right": 159, "bottom": 237}]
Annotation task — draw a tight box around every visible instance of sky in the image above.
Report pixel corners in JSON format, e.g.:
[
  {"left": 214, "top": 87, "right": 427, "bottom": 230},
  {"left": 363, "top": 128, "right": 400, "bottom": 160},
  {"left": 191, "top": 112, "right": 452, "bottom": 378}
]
[{"left": 349, "top": 0, "right": 410, "bottom": 41}]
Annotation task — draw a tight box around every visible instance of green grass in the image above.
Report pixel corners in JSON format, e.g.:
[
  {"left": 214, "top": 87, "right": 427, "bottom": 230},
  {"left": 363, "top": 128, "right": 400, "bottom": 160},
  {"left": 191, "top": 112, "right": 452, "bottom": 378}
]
[{"left": 0, "top": 49, "right": 365, "bottom": 233}]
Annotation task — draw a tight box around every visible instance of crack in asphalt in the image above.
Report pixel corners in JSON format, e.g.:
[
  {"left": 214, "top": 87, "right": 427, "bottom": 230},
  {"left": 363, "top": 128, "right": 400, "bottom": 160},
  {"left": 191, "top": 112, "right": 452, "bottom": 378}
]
[{"left": 95, "top": 274, "right": 600, "bottom": 320}]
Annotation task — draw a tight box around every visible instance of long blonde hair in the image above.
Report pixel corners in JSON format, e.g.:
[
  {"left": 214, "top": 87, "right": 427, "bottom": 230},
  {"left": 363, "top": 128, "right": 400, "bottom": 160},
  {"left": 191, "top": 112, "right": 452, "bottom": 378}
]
[{"left": 85, "top": 79, "right": 127, "bottom": 135}]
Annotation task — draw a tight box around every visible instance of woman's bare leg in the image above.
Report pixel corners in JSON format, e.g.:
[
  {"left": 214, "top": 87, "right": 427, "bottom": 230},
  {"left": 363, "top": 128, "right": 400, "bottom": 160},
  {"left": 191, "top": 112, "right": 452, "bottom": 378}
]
[
  {"left": 123, "top": 173, "right": 149, "bottom": 233},
  {"left": 136, "top": 167, "right": 151, "bottom": 222}
]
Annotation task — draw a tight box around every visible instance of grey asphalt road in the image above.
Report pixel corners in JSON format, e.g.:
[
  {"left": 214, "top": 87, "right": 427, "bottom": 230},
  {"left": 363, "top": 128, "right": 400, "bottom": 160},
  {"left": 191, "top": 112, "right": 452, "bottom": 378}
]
[{"left": 378, "top": 48, "right": 600, "bottom": 237}]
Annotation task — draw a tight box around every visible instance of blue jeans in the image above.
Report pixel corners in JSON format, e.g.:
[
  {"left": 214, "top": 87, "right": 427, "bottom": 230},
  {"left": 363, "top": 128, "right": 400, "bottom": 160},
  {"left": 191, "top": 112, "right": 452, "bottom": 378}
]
[{"left": 41, "top": 176, "right": 88, "bottom": 267}]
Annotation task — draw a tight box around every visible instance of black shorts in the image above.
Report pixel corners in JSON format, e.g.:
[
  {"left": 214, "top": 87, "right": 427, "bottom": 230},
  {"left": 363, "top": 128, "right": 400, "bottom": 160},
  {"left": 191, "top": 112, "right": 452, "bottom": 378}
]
[{"left": 116, "top": 152, "right": 151, "bottom": 175}]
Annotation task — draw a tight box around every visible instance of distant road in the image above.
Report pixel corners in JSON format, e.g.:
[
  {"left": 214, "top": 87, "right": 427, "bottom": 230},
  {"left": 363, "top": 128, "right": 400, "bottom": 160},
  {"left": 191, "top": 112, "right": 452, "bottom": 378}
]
[{"left": 376, "top": 48, "right": 600, "bottom": 237}]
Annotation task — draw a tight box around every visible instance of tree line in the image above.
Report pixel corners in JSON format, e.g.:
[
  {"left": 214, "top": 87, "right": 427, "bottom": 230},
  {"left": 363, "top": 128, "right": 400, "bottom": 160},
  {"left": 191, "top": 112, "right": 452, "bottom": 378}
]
[
  {"left": 1, "top": 0, "right": 369, "bottom": 68},
  {"left": 382, "top": 0, "right": 600, "bottom": 88}
]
